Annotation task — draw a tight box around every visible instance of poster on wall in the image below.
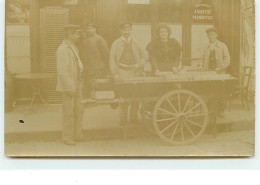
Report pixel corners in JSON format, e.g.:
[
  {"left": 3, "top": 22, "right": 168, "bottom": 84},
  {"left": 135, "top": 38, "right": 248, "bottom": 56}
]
[
  {"left": 6, "top": 0, "right": 30, "bottom": 24},
  {"left": 128, "top": 0, "right": 150, "bottom": 4},
  {"left": 192, "top": 0, "right": 214, "bottom": 23},
  {"left": 64, "top": 0, "right": 79, "bottom": 5}
]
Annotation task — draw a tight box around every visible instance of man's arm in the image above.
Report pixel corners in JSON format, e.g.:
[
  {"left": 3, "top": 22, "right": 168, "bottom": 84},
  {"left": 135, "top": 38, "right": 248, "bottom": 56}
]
[
  {"left": 148, "top": 54, "right": 159, "bottom": 73},
  {"left": 98, "top": 37, "right": 110, "bottom": 72},
  {"left": 146, "top": 43, "right": 159, "bottom": 73},
  {"left": 220, "top": 43, "right": 231, "bottom": 70},
  {"left": 57, "top": 47, "right": 75, "bottom": 94},
  {"left": 215, "top": 44, "right": 230, "bottom": 72},
  {"left": 173, "top": 40, "right": 182, "bottom": 68},
  {"left": 139, "top": 45, "right": 145, "bottom": 66},
  {"left": 109, "top": 41, "right": 117, "bottom": 76},
  {"left": 198, "top": 47, "right": 205, "bottom": 70},
  {"left": 77, "top": 41, "right": 85, "bottom": 66}
]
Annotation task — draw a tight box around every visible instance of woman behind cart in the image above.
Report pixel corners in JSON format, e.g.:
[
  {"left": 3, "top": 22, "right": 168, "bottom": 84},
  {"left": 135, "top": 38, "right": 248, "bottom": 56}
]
[
  {"left": 146, "top": 23, "right": 182, "bottom": 75},
  {"left": 141, "top": 23, "right": 182, "bottom": 129}
]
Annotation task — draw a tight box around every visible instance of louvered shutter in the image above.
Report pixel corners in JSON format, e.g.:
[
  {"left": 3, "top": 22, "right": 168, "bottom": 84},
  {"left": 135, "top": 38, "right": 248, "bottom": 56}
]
[{"left": 40, "top": 7, "right": 68, "bottom": 103}]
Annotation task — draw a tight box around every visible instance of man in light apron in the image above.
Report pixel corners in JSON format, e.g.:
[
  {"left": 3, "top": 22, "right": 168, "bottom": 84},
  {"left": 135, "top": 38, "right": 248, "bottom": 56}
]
[{"left": 110, "top": 23, "right": 145, "bottom": 125}]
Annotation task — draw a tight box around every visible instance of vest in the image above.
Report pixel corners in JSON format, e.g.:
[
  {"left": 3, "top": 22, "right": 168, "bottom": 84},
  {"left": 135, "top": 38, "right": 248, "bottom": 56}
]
[
  {"left": 119, "top": 42, "right": 136, "bottom": 65},
  {"left": 208, "top": 49, "right": 217, "bottom": 70}
]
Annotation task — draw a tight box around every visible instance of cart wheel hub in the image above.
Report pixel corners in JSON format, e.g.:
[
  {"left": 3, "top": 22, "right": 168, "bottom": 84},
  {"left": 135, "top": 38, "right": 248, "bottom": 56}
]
[{"left": 178, "top": 114, "right": 186, "bottom": 121}]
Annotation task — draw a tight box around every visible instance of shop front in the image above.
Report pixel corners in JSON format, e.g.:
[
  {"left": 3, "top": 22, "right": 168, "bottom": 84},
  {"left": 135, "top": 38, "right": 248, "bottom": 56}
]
[{"left": 6, "top": 0, "right": 242, "bottom": 103}]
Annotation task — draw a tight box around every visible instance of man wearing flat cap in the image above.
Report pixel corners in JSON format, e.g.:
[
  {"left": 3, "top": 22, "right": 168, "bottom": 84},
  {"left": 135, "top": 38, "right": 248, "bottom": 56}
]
[
  {"left": 198, "top": 27, "right": 230, "bottom": 73},
  {"left": 56, "top": 24, "right": 85, "bottom": 146},
  {"left": 198, "top": 27, "right": 230, "bottom": 117},
  {"left": 110, "top": 22, "right": 145, "bottom": 125},
  {"left": 78, "top": 23, "right": 109, "bottom": 98}
]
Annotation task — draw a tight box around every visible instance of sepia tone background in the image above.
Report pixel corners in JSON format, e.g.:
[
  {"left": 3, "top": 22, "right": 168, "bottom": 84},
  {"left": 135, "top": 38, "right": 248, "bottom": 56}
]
[{"left": 4, "top": 0, "right": 255, "bottom": 156}]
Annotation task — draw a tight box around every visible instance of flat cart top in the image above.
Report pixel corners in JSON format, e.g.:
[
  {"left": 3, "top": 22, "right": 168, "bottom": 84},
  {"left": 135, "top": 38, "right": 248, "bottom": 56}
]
[{"left": 114, "top": 71, "right": 237, "bottom": 100}]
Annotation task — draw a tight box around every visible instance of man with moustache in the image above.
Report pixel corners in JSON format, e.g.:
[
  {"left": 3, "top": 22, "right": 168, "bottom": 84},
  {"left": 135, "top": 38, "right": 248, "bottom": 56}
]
[{"left": 110, "top": 23, "right": 145, "bottom": 125}]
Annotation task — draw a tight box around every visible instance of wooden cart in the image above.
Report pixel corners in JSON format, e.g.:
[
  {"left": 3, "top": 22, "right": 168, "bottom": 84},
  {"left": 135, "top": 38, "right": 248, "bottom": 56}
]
[{"left": 83, "top": 71, "right": 237, "bottom": 145}]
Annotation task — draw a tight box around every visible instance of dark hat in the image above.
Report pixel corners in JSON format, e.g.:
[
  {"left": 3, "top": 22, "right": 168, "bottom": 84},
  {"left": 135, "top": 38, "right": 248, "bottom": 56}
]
[
  {"left": 64, "top": 24, "right": 81, "bottom": 32},
  {"left": 83, "top": 23, "right": 97, "bottom": 29},
  {"left": 119, "top": 22, "right": 132, "bottom": 29},
  {"left": 205, "top": 27, "right": 218, "bottom": 34}
]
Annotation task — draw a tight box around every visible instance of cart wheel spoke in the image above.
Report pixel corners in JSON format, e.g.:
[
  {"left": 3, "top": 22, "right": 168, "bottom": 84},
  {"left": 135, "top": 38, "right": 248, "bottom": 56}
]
[
  {"left": 177, "top": 92, "right": 181, "bottom": 112},
  {"left": 158, "top": 108, "right": 176, "bottom": 116},
  {"left": 184, "top": 102, "right": 202, "bottom": 115},
  {"left": 186, "top": 113, "right": 206, "bottom": 118},
  {"left": 170, "top": 122, "right": 180, "bottom": 141},
  {"left": 160, "top": 120, "right": 178, "bottom": 134},
  {"left": 157, "top": 117, "right": 177, "bottom": 122},
  {"left": 166, "top": 98, "right": 178, "bottom": 113},
  {"left": 180, "top": 122, "right": 184, "bottom": 142},
  {"left": 182, "top": 95, "right": 191, "bottom": 113},
  {"left": 183, "top": 121, "right": 196, "bottom": 137},
  {"left": 185, "top": 118, "right": 203, "bottom": 128}
]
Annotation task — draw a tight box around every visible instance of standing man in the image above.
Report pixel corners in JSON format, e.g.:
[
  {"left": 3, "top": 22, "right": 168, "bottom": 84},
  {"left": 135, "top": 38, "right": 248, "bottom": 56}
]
[
  {"left": 56, "top": 24, "right": 84, "bottom": 146},
  {"left": 78, "top": 23, "right": 109, "bottom": 98},
  {"left": 110, "top": 23, "right": 145, "bottom": 125},
  {"left": 198, "top": 27, "right": 230, "bottom": 73},
  {"left": 199, "top": 27, "right": 231, "bottom": 117}
]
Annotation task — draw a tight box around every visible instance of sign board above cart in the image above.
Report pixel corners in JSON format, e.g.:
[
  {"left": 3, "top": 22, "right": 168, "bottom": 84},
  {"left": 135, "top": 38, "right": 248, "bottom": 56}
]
[
  {"left": 192, "top": 0, "right": 214, "bottom": 23},
  {"left": 128, "top": 0, "right": 150, "bottom": 4},
  {"left": 64, "top": 0, "right": 78, "bottom": 5}
]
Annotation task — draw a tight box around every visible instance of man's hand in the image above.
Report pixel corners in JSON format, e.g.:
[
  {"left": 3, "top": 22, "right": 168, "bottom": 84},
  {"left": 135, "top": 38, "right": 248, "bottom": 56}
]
[
  {"left": 132, "top": 63, "right": 142, "bottom": 71},
  {"left": 79, "top": 62, "right": 84, "bottom": 73},
  {"left": 198, "top": 63, "right": 203, "bottom": 71},
  {"left": 80, "top": 67, "right": 84, "bottom": 73},
  {"left": 114, "top": 74, "right": 119, "bottom": 81},
  {"left": 215, "top": 67, "right": 223, "bottom": 74}
]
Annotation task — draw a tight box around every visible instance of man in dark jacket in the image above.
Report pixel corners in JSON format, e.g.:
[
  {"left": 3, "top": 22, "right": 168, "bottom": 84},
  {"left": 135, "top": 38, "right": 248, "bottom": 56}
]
[{"left": 78, "top": 23, "right": 109, "bottom": 98}]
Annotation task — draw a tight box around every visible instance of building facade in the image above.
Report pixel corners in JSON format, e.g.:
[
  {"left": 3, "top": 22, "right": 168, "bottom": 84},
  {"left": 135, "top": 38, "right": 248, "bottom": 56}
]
[{"left": 6, "top": 0, "right": 252, "bottom": 103}]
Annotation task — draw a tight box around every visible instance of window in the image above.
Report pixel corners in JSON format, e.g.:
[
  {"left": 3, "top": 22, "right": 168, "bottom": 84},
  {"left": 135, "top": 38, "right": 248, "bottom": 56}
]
[
  {"left": 7, "top": 0, "right": 30, "bottom": 24},
  {"left": 125, "top": 0, "right": 151, "bottom": 23}
]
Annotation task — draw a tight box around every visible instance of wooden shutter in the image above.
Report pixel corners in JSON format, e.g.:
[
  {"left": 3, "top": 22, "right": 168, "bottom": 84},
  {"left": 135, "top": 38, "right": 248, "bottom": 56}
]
[{"left": 40, "top": 7, "right": 68, "bottom": 103}]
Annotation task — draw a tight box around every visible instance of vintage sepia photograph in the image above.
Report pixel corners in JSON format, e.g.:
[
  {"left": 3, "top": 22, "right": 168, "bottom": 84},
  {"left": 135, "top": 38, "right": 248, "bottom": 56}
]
[{"left": 4, "top": 0, "right": 255, "bottom": 157}]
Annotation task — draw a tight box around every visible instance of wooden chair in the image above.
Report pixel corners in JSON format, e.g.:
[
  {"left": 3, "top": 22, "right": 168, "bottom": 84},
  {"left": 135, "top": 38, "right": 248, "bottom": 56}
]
[{"left": 228, "top": 66, "right": 252, "bottom": 111}]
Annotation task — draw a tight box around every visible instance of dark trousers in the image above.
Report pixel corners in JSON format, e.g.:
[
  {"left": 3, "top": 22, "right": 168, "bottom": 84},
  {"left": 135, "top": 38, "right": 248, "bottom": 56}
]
[
  {"left": 62, "top": 82, "right": 84, "bottom": 141},
  {"left": 83, "top": 68, "right": 107, "bottom": 98},
  {"left": 120, "top": 102, "right": 139, "bottom": 122}
]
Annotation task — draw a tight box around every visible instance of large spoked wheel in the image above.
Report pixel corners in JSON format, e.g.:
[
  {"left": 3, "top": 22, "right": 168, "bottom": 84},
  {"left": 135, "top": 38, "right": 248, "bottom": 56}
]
[{"left": 153, "top": 89, "right": 208, "bottom": 145}]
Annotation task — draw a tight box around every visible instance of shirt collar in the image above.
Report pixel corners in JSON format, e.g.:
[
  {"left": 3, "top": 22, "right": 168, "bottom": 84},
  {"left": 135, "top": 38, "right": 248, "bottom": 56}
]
[
  {"left": 121, "top": 36, "right": 132, "bottom": 43},
  {"left": 208, "top": 40, "right": 219, "bottom": 48}
]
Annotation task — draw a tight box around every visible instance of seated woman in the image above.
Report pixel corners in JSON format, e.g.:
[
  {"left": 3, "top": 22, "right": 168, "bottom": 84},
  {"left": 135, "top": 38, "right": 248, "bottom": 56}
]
[{"left": 146, "top": 23, "right": 182, "bottom": 75}]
